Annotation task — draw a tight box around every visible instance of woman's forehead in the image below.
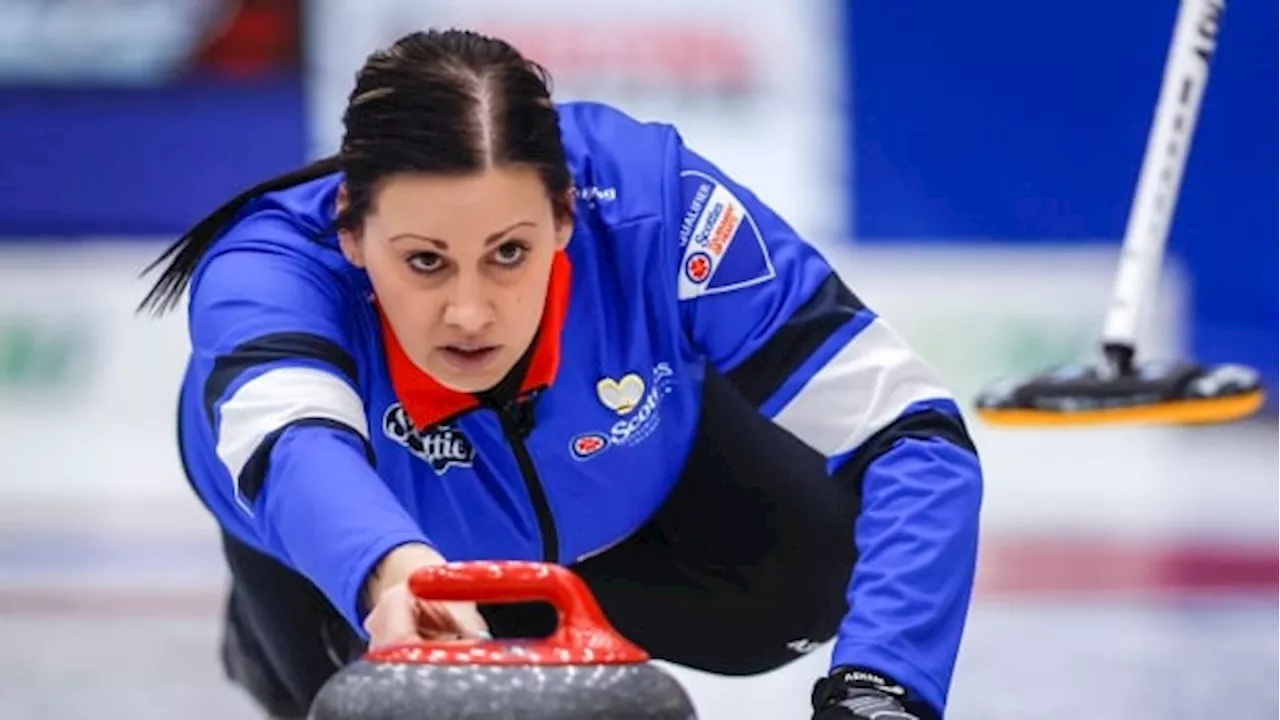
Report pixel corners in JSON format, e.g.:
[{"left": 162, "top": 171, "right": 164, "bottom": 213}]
[
  {"left": 377, "top": 167, "right": 548, "bottom": 212},
  {"left": 368, "top": 167, "right": 553, "bottom": 242}
]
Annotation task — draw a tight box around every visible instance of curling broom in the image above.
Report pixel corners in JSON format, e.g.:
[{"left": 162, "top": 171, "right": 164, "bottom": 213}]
[{"left": 974, "top": 0, "right": 1265, "bottom": 427}]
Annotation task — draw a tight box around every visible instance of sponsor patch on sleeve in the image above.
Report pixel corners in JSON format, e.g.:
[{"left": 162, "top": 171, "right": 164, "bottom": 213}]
[{"left": 676, "top": 171, "right": 776, "bottom": 300}]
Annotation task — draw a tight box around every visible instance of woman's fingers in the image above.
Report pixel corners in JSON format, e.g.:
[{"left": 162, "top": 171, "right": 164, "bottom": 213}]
[
  {"left": 416, "top": 600, "right": 491, "bottom": 639},
  {"left": 365, "top": 582, "right": 494, "bottom": 648}
]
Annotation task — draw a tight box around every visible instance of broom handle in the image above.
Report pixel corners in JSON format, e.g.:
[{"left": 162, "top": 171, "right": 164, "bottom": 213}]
[{"left": 1101, "top": 0, "right": 1224, "bottom": 368}]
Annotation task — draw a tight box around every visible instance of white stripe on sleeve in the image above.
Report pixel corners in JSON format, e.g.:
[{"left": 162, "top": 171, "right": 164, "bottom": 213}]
[
  {"left": 215, "top": 366, "right": 369, "bottom": 505},
  {"left": 771, "top": 318, "right": 951, "bottom": 458}
]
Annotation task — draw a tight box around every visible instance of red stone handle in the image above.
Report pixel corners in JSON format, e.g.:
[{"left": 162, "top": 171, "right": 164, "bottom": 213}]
[{"left": 365, "top": 560, "right": 649, "bottom": 666}]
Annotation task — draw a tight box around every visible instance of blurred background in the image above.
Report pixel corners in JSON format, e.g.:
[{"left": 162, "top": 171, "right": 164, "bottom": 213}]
[{"left": 0, "top": 1, "right": 1275, "bottom": 718}]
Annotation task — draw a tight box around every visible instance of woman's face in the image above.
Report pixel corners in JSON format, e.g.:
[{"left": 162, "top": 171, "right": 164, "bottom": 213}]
[{"left": 340, "top": 166, "right": 572, "bottom": 393}]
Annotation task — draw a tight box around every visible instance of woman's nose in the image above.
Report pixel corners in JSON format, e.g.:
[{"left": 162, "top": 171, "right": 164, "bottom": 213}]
[{"left": 442, "top": 280, "right": 494, "bottom": 334}]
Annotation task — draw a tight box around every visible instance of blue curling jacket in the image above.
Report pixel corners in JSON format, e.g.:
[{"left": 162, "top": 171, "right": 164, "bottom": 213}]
[{"left": 177, "top": 101, "right": 982, "bottom": 714}]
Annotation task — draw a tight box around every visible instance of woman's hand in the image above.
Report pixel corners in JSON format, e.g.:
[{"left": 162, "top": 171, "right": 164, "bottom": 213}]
[{"left": 361, "top": 543, "right": 492, "bottom": 649}]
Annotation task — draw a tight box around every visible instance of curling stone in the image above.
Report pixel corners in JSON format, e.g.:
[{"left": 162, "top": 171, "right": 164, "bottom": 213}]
[{"left": 309, "top": 560, "right": 697, "bottom": 720}]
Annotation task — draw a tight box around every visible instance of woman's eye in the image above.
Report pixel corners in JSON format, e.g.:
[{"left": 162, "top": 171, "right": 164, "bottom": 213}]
[
  {"left": 406, "top": 252, "right": 444, "bottom": 273},
  {"left": 492, "top": 241, "right": 528, "bottom": 267}
]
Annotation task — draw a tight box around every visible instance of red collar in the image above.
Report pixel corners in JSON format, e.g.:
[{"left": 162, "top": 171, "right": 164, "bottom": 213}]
[{"left": 380, "top": 251, "right": 572, "bottom": 430}]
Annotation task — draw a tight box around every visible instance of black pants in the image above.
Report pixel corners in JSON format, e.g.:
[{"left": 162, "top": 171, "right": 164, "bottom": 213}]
[{"left": 217, "top": 371, "right": 863, "bottom": 717}]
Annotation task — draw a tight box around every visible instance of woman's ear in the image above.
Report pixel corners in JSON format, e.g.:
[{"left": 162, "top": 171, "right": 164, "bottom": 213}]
[
  {"left": 555, "top": 189, "right": 576, "bottom": 250},
  {"left": 336, "top": 183, "right": 365, "bottom": 268}
]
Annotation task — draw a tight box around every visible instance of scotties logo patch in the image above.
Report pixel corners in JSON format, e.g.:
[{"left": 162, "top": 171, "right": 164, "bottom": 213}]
[
  {"left": 575, "top": 363, "right": 677, "bottom": 458},
  {"left": 382, "top": 403, "right": 475, "bottom": 473}
]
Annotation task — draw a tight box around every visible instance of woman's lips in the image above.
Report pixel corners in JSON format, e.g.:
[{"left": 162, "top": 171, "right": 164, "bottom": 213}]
[{"left": 437, "top": 345, "right": 501, "bottom": 373}]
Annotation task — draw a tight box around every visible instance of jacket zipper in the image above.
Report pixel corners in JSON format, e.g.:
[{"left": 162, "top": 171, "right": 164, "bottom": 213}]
[{"left": 496, "top": 399, "right": 559, "bottom": 563}]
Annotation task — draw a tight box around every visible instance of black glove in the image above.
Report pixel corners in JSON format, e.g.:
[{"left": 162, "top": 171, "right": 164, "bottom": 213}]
[{"left": 811, "top": 667, "right": 936, "bottom": 720}]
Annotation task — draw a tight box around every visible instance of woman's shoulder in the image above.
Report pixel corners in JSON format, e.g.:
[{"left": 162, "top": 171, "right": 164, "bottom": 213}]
[
  {"left": 557, "top": 101, "right": 683, "bottom": 228},
  {"left": 189, "top": 173, "right": 367, "bottom": 312}
]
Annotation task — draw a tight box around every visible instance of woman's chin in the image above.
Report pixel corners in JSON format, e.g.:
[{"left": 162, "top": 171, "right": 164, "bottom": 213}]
[
  {"left": 425, "top": 354, "right": 514, "bottom": 394},
  {"left": 438, "top": 375, "right": 502, "bottom": 394}
]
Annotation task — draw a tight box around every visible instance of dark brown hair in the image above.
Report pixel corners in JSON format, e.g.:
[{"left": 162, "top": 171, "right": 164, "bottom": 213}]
[{"left": 139, "top": 29, "right": 572, "bottom": 315}]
